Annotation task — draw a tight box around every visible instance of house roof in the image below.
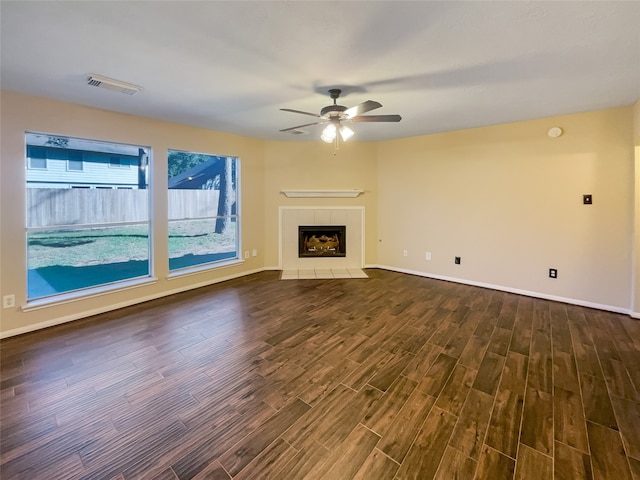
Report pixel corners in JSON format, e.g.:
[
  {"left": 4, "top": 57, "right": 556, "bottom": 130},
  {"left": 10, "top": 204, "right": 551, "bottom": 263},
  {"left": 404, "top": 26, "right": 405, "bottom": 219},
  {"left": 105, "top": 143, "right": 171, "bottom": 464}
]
[
  {"left": 1, "top": 1, "right": 639, "bottom": 142},
  {"left": 26, "top": 133, "right": 142, "bottom": 157},
  {"left": 168, "top": 157, "right": 223, "bottom": 190}
]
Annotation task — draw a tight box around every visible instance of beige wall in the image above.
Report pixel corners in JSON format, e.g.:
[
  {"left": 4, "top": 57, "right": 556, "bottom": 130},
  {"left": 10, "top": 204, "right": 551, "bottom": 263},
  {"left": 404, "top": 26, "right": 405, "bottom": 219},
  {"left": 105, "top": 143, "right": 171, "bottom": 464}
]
[
  {"left": 1, "top": 90, "right": 637, "bottom": 337},
  {"left": 262, "top": 141, "right": 379, "bottom": 268},
  {"left": 376, "top": 107, "right": 634, "bottom": 311},
  {"left": 633, "top": 99, "right": 640, "bottom": 316},
  {"left": 0, "top": 91, "right": 265, "bottom": 336}
]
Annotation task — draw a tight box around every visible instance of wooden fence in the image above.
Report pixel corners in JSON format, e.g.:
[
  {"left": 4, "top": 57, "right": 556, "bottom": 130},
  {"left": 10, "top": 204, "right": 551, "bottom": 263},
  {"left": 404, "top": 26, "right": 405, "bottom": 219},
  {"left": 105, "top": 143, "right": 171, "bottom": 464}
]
[{"left": 27, "top": 189, "right": 220, "bottom": 228}]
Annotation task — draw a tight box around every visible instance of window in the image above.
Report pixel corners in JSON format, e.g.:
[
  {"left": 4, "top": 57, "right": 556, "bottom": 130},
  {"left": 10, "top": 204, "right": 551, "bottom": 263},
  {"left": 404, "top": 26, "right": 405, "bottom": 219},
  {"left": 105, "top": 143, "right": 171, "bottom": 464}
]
[
  {"left": 67, "top": 150, "right": 83, "bottom": 171},
  {"left": 27, "top": 145, "right": 47, "bottom": 169},
  {"left": 25, "top": 132, "right": 151, "bottom": 301},
  {"left": 168, "top": 150, "right": 239, "bottom": 271}
]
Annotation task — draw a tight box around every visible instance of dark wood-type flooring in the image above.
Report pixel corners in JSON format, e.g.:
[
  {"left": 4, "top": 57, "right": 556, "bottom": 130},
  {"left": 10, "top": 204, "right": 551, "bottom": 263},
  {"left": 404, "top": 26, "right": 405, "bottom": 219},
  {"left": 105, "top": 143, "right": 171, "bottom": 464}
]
[{"left": 2, "top": 269, "right": 640, "bottom": 479}]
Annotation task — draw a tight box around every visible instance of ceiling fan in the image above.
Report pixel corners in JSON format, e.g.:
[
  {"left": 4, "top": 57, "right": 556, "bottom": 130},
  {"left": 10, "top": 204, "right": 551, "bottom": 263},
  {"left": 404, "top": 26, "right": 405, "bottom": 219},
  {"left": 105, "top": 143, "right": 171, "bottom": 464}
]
[{"left": 279, "top": 88, "right": 401, "bottom": 145}]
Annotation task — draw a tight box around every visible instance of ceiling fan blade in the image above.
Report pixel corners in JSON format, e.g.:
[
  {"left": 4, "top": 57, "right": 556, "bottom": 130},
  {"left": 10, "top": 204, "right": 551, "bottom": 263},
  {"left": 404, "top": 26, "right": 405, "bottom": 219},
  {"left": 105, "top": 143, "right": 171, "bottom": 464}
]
[
  {"left": 280, "top": 108, "right": 321, "bottom": 118},
  {"left": 344, "top": 100, "right": 382, "bottom": 118},
  {"left": 279, "top": 121, "right": 323, "bottom": 132},
  {"left": 350, "top": 114, "right": 402, "bottom": 122}
]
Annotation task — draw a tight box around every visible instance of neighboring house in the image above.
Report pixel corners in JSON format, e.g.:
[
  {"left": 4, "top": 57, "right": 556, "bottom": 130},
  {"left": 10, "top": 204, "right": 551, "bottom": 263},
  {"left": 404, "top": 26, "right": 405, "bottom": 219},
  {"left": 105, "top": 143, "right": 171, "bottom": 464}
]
[
  {"left": 26, "top": 133, "right": 148, "bottom": 189},
  {"left": 168, "top": 157, "right": 224, "bottom": 190}
]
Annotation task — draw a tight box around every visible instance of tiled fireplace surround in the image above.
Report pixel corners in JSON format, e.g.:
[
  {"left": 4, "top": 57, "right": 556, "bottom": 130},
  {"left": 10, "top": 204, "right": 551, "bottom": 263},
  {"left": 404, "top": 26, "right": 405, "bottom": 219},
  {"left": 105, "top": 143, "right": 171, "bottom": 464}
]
[{"left": 280, "top": 207, "right": 368, "bottom": 279}]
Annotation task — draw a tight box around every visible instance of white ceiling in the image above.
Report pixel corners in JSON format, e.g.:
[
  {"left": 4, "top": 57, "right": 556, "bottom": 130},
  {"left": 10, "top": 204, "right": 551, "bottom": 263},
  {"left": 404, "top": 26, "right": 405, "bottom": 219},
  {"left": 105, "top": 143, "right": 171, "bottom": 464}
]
[{"left": 2, "top": 1, "right": 639, "bottom": 142}]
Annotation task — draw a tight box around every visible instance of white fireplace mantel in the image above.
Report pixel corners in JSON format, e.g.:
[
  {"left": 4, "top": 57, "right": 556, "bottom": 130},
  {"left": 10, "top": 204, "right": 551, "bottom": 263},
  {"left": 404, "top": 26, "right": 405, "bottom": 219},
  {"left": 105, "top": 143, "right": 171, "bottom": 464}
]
[{"left": 280, "top": 189, "right": 363, "bottom": 198}]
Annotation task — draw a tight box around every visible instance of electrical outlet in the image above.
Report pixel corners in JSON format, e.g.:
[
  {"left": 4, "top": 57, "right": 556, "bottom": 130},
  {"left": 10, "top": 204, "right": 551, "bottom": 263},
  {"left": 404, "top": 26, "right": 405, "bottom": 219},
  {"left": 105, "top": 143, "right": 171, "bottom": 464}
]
[
  {"left": 252, "top": 249, "right": 258, "bottom": 257},
  {"left": 455, "top": 256, "right": 461, "bottom": 265},
  {"left": 3, "top": 294, "right": 15, "bottom": 309},
  {"left": 403, "top": 249, "right": 408, "bottom": 257},
  {"left": 244, "top": 251, "right": 250, "bottom": 259},
  {"left": 549, "top": 268, "right": 557, "bottom": 278},
  {"left": 425, "top": 252, "right": 431, "bottom": 260}
]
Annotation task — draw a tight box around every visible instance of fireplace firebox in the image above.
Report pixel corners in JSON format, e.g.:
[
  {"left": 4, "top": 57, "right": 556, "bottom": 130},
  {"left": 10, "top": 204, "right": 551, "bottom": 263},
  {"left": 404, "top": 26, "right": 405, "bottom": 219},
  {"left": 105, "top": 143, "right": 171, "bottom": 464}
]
[{"left": 298, "top": 225, "right": 346, "bottom": 257}]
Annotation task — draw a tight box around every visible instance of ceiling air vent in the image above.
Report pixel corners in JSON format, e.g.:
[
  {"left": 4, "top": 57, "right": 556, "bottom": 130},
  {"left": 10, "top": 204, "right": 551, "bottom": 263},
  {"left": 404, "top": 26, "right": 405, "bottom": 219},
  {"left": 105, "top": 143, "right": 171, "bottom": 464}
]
[{"left": 87, "top": 74, "right": 141, "bottom": 95}]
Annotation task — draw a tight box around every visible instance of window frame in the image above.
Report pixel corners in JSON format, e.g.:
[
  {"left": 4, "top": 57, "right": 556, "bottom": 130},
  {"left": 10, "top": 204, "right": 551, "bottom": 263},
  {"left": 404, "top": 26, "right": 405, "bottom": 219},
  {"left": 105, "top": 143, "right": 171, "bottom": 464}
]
[{"left": 25, "top": 131, "right": 153, "bottom": 304}]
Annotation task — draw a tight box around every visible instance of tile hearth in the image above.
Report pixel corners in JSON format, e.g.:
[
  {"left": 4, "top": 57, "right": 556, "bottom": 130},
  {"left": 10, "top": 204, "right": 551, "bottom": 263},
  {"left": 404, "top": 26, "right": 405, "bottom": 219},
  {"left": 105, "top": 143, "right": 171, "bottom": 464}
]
[{"left": 280, "top": 268, "right": 369, "bottom": 280}]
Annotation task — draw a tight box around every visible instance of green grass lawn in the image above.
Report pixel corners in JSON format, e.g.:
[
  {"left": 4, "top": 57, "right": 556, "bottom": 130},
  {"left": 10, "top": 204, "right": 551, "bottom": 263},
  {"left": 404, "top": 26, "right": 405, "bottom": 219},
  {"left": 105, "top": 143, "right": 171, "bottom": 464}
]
[{"left": 28, "top": 219, "right": 237, "bottom": 269}]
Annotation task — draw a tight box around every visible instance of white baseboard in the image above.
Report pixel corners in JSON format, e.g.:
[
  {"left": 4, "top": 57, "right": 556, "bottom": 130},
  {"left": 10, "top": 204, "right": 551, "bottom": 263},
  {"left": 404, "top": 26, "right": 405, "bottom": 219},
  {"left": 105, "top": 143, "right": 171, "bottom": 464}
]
[
  {"left": 1, "top": 267, "right": 268, "bottom": 339},
  {"left": 365, "top": 264, "right": 632, "bottom": 316}
]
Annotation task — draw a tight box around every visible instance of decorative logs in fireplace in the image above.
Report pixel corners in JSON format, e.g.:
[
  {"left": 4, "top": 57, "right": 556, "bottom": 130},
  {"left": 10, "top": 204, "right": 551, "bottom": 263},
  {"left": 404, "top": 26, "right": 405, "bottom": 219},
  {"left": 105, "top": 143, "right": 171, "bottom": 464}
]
[{"left": 299, "top": 225, "right": 346, "bottom": 257}]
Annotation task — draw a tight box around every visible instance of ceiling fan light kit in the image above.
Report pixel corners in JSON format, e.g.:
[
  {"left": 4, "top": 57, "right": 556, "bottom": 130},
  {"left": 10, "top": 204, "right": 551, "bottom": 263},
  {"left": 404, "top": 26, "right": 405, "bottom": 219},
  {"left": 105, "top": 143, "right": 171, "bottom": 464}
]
[{"left": 280, "top": 88, "right": 401, "bottom": 153}]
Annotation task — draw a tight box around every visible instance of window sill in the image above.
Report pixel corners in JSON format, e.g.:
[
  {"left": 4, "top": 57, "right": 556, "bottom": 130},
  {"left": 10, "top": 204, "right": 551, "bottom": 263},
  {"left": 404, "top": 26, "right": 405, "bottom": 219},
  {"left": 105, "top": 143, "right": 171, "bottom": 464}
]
[
  {"left": 22, "top": 276, "right": 158, "bottom": 312},
  {"left": 167, "top": 257, "right": 244, "bottom": 280}
]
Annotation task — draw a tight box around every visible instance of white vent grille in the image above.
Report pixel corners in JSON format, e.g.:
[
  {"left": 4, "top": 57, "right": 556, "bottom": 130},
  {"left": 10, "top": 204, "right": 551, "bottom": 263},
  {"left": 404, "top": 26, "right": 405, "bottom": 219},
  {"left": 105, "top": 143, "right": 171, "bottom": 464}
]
[{"left": 87, "top": 74, "right": 141, "bottom": 95}]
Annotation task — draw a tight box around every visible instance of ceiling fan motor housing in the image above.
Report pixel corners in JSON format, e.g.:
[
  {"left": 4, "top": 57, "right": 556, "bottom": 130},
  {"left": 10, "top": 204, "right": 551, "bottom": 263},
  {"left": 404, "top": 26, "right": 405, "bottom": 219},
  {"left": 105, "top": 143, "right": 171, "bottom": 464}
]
[{"left": 320, "top": 104, "right": 347, "bottom": 118}]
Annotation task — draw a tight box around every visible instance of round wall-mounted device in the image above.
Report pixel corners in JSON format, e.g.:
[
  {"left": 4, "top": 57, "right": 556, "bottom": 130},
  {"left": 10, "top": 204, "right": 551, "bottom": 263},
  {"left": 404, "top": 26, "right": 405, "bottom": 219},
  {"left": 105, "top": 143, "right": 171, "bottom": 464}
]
[{"left": 547, "top": 127, "right": 563, "bottom": 138}]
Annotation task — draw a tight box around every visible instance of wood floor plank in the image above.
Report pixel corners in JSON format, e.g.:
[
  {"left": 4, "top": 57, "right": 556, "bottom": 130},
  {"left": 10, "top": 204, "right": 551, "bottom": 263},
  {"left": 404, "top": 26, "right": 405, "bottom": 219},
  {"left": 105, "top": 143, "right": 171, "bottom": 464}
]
[
  {"left": 520, "top": 387, "right": 554, "bottom": 456},
  {"left": 554, "top": 387, "right": 589, "bottom": 453},
  {"left": 587, "top": 421, "right": 633, "bottom": 480},
  {"left": 580, "top": 373, "right": 618, "bottom": 429},
  {"left": 282, "top": 384, "right": 355, "bottom": 449},
  {"left": 362, "top": 375, "right": 418, "bottom": 435},
  {"left": 567, "top": 311, "right": 603, "bottom": 379},
  {"left": 352, "top": 448, "right": 400, "bottom": 480},
  {"left": 610, "top": 396, "right": 640, "bottom": 460},
  {"left": 368, "top": 349, "right": 416, "bottom": 392},
  {"left": 449, "top": 388, "right": 494, "bottom": 460},
  {"left": 515, "top": 443, "right": 552, "bottom": 480},
  {"left": 377, "top": 388, "right": 436, "bottom": 464},
  {"left": 487, "top": 327, "right": 512, "bottom": 357},
  {"left": 150, "top": 468, "right": 180, "bottom": 480},
  {"left": 312, "top": 385, "right": 382, "bottom": 450},
  {"left": 218, "top": 398, "right": 311, "bottom": 476},
  {"left": 629, "top": 457, "right": 640, "bottom": 480},
  {"left": 299, "top": 359, "right": 360, "bottom": 406},
  {"left": 473, "top": 445, "right": 516, "bottom": 480},
  {"left": 394, "top": 406, "right": 457, "bottom": 480},
  {"left": 509, "top": 297, "right": 534, "bottom": 356},
  {"left": 434, "top": 364, "right": 476, "bottom": 416},
  {"left": 473, "top": 351, "right": 506, "bottom": 396},
  {"left": 341, "top": 349, "right": 394, "bottom": 391},
  {"left": 232, "top": 438, "right": 297, "bottom": 480},
  {"left": 402, "top": 343, "right": 442, "bottom": 382},
  {"left": 416, "top": 353, "right": 457, "bottom": 397},
  {"left": 303, "top": 423, "right": 380, "bottom": 480},
  {"left": 553, "top": 350, "right": 581, "bottom": 393},
  {"left": 554, "top": 441, "right": 593, "bottom": 480},
  {"left": 458, "top": 334, "right": 491, "bottom": 370},
  {"left": 433, "top": 445, "right": 478, "bottom": 480},
  {"left": 268, "top": 439, "right": 330, "bottom": 480},
  {"left": 191, "top": 461, "right": 231, "bottom": 480},
  {"left": 486, "top": 351, "right": 528, "bottom": 459},
  {"left": 442, "top": 311, "right": 482, "bottom": 359}
]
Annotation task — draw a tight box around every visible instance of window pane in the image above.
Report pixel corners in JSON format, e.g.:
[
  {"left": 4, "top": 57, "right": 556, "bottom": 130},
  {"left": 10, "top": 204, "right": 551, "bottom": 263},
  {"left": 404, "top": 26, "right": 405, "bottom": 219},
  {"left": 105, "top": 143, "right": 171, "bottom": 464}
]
[
  {"left": 27, "top": 225, "right": 150, "bottom": 299},
  {"left": 168, "top": 150, "right": 239, "bottom": 271},
  {"left": 25, "top": 132, "right": 151, "bottom": 300},
  {"left": 27, "top": 145, "right": 47, "bottom": 169},
  {"left": 68, "top": 150, "right": 83, "bottom": 171}
]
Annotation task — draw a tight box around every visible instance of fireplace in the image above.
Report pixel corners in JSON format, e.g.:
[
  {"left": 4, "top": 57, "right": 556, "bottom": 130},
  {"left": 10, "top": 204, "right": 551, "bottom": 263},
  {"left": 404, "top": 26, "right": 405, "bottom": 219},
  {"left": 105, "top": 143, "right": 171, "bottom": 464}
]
[{"left": 299, "top": 225, "right": 346, "bottom": 257}]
